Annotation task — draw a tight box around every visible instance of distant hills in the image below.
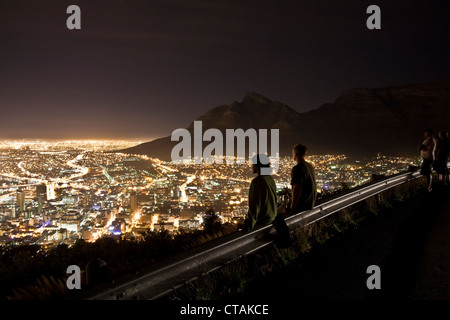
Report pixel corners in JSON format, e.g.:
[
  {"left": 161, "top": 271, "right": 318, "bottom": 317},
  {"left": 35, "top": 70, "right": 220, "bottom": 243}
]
[{"left": 120, "top": 80, "right": 450, "bottom": 160}]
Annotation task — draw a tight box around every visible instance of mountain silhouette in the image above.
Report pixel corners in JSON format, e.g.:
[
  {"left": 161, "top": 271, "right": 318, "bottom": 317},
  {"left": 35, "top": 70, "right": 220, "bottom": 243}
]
[{"left": 121, "top": 81, "right": 450, "bottom": 160}]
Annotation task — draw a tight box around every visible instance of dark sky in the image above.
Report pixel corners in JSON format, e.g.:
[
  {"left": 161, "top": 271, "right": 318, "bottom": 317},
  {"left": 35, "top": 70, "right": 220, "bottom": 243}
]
[{"left": 1, "top": 0, "right": 449, "bottom": 140}]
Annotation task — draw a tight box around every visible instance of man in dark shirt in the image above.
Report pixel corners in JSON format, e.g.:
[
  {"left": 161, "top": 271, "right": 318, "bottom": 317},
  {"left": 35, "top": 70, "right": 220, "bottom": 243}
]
[{"left": 288, "top": 144, "right": 317, "bottom": 214}]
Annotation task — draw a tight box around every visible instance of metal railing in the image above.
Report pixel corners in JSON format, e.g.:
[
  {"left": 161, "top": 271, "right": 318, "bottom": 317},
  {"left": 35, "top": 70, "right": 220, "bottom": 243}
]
[{"left": 87, "top": 168, "right": 424, "bottom": 300}]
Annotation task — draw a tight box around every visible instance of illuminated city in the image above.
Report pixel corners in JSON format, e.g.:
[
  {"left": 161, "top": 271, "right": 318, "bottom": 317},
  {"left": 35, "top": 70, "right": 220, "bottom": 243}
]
[{"left": 0, "top": 140, "right": 421, "bottom": 249}]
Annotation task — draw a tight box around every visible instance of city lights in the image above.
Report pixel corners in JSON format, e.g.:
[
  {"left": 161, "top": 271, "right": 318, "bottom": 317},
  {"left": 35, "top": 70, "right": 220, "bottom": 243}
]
[{"left": 0, "top": 140, "right": 420, "bottom": 249}]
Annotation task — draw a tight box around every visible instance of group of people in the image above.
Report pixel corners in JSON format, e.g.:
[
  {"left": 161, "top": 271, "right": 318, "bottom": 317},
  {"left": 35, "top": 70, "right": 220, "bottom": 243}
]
[
  {"left": 242, "top": 129, "right": 450, "bottom": 246},
  {"left": 241, "top": 144, "right": 317, "bottom": 247},
  {"left": 419, "top": 129, "right": 450, "bottom": 191}
]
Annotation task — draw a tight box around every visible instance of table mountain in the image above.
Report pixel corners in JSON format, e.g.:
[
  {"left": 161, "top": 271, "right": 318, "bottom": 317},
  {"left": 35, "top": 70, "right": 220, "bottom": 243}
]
[{"left": 121, "top": 80, "right": 450, "bottom": 160}]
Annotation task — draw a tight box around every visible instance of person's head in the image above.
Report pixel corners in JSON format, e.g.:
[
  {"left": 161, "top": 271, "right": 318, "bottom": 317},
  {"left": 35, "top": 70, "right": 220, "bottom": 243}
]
[
  {"left": 292, "top": 144, "right": 307, "bottom": 163},
  {"left": 438, "top": 130, "right": 448, "bottom": 140},
  {"left": 424, "top": 128, "right": 433, "bottom": 138},
  {"left": 251, "top": 154, "right": 271, "bottom": 175}
]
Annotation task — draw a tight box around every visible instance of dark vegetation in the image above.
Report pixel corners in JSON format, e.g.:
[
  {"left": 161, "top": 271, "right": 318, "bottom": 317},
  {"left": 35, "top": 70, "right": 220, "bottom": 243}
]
[{"left": 0, "top": 209, "right": 235, "bottom": 300}]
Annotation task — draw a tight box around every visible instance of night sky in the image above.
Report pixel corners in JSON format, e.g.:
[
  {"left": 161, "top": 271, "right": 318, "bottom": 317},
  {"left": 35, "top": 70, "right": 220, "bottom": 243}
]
[{"left": 1, "top": 0, "right": 449, "bottom": 140}]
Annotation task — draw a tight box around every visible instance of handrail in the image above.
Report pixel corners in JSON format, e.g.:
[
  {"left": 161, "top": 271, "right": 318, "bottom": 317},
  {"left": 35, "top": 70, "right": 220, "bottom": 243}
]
[
  {"left": 87, "top": 169, "right": 424, "bottom": 300},
  {"left": 286, "top": 170, "right": 421, "bottom": 229}
]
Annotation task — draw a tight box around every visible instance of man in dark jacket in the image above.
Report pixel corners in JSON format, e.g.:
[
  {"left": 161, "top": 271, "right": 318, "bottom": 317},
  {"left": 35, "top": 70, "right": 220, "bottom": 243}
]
[
  {"left": 243, "top": 154, "right": 292, "bottom": 247},
  {"left": 244, "top": 154, "right": 278, "bottom": 231}
]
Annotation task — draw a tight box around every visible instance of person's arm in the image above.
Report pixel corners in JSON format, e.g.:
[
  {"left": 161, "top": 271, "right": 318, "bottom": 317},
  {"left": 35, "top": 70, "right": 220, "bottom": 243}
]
[
  {"left": 419, "top": 138, "right": 429, "bottom": 151},
  {"left": 288, "top": 165, "right": 303, "bottom": 213},
  {"left": 244, "top": 181, "right": 260, "bottom": 231},
  {"left": 290, "top": 183, "right": 302, "bottom": 212},
  {"left": 432, "top": 138, "right": 437, "bottom": 160}
]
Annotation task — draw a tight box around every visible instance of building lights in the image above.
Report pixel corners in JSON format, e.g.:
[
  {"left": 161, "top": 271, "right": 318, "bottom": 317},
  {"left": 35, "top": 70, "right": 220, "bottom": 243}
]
[{"left": 0, "top": 140, "right": 420, "bottom": 249}]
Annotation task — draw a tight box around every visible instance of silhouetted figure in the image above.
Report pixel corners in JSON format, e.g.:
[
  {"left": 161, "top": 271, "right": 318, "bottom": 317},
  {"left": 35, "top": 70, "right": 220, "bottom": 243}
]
[
  {"left": 435, "top": 130, "right": 450, "bottom": 185},
  {"left": 243, "top": 154, "right": 292, "bottom": 247},
  {"left": 244, "top": 154, "right": 278, "bottom": 230},
  {"left": 418, "top": 128, "right": 436, "bottom": 192},
  {"left": 287, "top": 144, "right": 317, "bottom": 214}
]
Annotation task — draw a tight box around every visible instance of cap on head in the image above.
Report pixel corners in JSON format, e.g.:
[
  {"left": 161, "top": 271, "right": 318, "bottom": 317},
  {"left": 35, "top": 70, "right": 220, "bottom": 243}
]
[{"left": 251, "top": 154, "right": 271, "bottom": 168}]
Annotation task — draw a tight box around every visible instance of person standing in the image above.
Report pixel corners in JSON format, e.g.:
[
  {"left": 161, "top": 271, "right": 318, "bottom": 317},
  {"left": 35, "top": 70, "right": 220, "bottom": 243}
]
[
  {"left": 418, "top": 128, "right": 436, "bottom": 192},
  {"left": 287, "top": 144, "right": 317, "bottom": 214},
  {"left": 435, "top": 130, "right": 450, "bottom": 185}
]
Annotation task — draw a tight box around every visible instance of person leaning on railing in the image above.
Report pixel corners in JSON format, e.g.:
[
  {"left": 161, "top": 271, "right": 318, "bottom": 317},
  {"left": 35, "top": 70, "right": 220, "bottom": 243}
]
[
  {"left": 286, "top": 144, "right": 317, "bottom": 215},
  {"left": 418, "top": 128, "right": 436, "bottom": 192},
  {"left": 242, "top": 154, "right": 278, "bottom": 231}
]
